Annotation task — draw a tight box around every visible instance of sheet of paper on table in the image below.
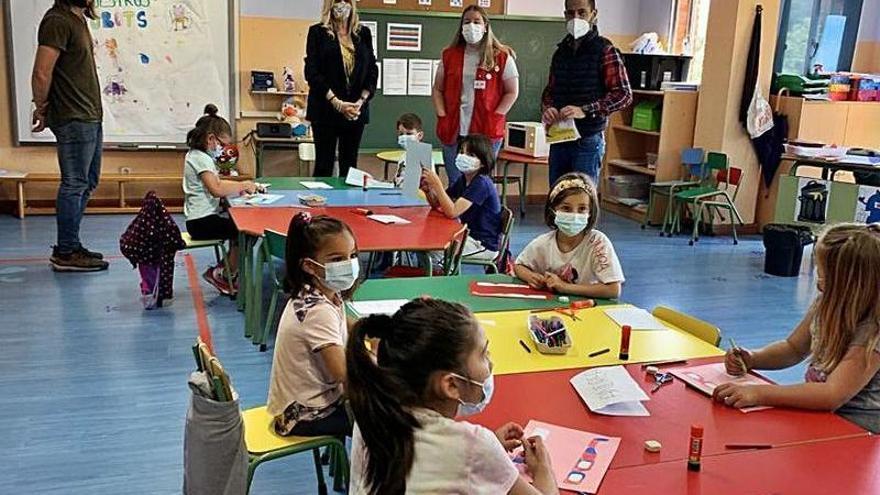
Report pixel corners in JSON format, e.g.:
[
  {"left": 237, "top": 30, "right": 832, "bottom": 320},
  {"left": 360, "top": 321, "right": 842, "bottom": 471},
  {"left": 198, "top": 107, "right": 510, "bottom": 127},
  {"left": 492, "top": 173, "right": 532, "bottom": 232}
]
[
  {"left": 604, "top": 307, "right": 667, "bottom": 331},
  {"left": 349, "top": 299, "right": 410, "bottom": 317},
  {"left": 345, "top": 167, "right": 394, "bottom": 189},
  {"left": 229, "top": 193, "right": 285, "bottom": 206},
  {"left": 669, "top": 362, "right": 773, "bottom": 413},
  {"left": 300, "top": 181, "right": 334, "bottom": 190},
  {"left": 367, "top": 214, "right": 411, "bottom": 225},
  {"left": 570, "top": 365, "right": 650, "bottom": 416}
]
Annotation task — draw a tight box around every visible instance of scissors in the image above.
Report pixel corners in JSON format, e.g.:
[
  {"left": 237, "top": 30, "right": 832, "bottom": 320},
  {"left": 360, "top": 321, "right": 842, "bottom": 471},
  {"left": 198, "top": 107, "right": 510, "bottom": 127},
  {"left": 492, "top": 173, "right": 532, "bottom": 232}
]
[{"left": 651, "top": 372, "right": 673, "bottom": 393}]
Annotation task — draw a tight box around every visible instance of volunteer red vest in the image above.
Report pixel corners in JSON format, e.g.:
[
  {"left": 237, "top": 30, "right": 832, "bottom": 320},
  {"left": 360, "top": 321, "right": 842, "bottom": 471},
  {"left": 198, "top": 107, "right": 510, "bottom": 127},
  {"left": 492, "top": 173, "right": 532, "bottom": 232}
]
[{"left": 437, "top": 45, "right": 509, "bottom": 145}]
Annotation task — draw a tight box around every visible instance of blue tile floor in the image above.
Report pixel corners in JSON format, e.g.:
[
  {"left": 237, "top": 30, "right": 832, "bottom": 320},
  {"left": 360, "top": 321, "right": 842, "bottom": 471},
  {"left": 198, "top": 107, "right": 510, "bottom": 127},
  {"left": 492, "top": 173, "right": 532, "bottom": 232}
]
[{"left": 0, "top": 208, "right": 817, "bottom": 494}]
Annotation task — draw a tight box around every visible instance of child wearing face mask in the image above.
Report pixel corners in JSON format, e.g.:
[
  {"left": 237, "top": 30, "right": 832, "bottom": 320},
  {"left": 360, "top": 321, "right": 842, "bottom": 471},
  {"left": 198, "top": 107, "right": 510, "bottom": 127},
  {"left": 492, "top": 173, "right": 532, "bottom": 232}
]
[
  {"left": 421, "top": 134, "right": 502, "bottom": 263},
  {"left": 515, "top": 172, "right": 623, "bottom": 299},
  {"left": 347, "top": 298, "right": 559, "bottom": 495},
  {"left": 393, "top": 113, "right": 434, "bottom": 187},
  {"left": 266, "top": 212, "right": 359, "bottom": 438},
  {"left": 183, "top": 104, "right": 257, "bottom": 295}
]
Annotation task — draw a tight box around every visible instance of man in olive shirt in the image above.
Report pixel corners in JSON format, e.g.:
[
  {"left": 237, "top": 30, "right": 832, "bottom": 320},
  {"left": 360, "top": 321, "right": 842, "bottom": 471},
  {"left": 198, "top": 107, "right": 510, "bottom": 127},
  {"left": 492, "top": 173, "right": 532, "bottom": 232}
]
[{"left": 32, "top": 0, "right": 108, "bottom": 271}]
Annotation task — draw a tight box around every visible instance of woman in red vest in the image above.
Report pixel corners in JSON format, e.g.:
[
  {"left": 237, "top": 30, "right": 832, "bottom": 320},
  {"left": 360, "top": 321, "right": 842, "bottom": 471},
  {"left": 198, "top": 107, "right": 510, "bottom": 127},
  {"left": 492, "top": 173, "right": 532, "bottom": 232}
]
[{"left": 433, "top": 6, "right": 519, "bottom": 185}]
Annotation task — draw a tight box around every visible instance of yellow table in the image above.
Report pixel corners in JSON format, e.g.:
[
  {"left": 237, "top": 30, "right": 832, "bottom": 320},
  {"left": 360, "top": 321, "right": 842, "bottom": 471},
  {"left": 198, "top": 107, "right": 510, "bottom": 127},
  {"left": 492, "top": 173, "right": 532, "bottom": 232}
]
[
  {"left": 480, "top": 304, "right": 724, "bottom": 376},
  {"left": 375, "top": 150, "right": 445, "bottom": 180}
]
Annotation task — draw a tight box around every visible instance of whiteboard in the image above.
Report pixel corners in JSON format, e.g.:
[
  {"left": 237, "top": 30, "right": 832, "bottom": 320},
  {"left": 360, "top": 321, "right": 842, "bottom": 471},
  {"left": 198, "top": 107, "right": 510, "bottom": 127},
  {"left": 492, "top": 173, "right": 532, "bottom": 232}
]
[{"left": 5, "top": 0, "right": 235, "bottom": 147}]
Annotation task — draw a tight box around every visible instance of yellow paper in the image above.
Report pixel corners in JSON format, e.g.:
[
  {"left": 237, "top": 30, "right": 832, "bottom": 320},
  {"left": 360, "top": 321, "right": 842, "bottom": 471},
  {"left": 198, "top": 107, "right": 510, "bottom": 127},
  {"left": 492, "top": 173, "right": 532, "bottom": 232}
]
[{"left": 485, "top": 304, "right": 723, "bottom": 376}]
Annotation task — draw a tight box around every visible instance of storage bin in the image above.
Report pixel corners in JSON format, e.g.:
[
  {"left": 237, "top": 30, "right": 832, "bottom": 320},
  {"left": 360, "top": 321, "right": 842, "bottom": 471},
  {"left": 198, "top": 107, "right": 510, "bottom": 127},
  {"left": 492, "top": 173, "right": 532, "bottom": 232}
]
[
  {"left": 763, "top": 224, "right": 815, "bottom": 277},
  {"left": 608, "top": 174, "right": 650, "bottom": 200}
]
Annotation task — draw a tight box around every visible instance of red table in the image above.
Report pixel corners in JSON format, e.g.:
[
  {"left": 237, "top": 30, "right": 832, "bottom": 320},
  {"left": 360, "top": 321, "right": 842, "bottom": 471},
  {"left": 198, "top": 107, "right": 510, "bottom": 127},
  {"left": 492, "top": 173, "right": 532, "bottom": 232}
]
[
  {"left": 471, "top": 357, "right": 868, "bottom": 470},
  {"left": 229, "top": 205, "right": 465, "bottom": 252},
  {"left": 496, "top": 150, "right": 549, "bottom": 217},
  {"left": 600, "top": 435, "right": 880, "bottom": 494}
]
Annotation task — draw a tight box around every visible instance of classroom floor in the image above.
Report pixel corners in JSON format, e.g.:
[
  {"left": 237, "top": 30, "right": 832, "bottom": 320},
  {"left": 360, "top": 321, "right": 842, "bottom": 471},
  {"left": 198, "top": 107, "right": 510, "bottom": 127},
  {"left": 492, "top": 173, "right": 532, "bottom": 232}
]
[{"left": 0, "top": 208, "right": 817, "bottom": 494}]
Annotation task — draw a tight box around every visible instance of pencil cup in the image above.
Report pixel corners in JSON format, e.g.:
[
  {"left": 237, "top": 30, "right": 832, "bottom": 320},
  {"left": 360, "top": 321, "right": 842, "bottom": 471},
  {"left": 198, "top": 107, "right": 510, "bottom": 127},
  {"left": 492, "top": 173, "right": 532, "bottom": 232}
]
[{"left": 527, "top": 315, "right": 572, "bottom": 355}]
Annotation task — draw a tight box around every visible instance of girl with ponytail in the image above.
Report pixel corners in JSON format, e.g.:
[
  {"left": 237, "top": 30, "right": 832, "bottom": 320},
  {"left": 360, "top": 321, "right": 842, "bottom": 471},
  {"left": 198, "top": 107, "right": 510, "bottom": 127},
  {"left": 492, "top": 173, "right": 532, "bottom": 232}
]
[
  {"left": 266, "top": 212, "right": 359, "bottom": 437},
  {"left": 183, "top": 104, "right": 256, "bottom": 295},
  {"left": 346, "top": 298, "right": 558, "bottom": 495}
]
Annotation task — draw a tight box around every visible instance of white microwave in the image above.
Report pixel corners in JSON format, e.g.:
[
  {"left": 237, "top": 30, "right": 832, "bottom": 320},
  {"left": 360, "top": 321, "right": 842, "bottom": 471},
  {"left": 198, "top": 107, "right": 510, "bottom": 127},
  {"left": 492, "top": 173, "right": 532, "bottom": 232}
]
[{"left": 503, "top": 122, "right": 550, "bottom": 157}]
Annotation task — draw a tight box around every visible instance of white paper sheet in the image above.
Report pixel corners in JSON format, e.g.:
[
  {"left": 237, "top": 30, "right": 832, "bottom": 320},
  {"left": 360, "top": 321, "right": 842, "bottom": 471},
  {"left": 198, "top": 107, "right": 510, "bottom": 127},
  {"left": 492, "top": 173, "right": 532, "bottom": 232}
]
[
  {"left": 345, "top": 168, "right": 395, "bottom": 189},
  {"left": 382, "top": 59, "right": 408, "bottom": 96},
  {"left": 360, "top": 21, "right": 379, "bottom": 55},
  {"left": 300, "top": 181, "right": 333, "bottom": 190},
  {"left": 604, "top": 307, "right": 667, "bottom": 331},
  {"left": 229, "top": 193, "right": 285, "bottom": 206},
  {"left": 407, "top": 59, "right": 434, "bottom": 96},
  {"left": 349, "top": 299, "right": 409, "bottom": 317},
  {"left": 570, "top": 366, "right": 650, "bottom": 416},
  {"left": 367, "top": 214, "right": 411, "bottom": 225}
]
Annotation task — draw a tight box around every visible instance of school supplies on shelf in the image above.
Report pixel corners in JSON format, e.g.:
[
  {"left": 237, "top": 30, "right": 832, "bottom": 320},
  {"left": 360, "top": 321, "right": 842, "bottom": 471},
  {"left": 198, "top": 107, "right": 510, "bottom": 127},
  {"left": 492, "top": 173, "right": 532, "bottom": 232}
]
[
  {"left": 570, "top": 365, "right": 650, "bottom": 417},
  {"left": 669, "top": 362, "right": 773, "bottom": 413},
  {"left": 527, "top": 315, "right": 572, "bottom": 354},
  {"left": 468, "top": 281, "right": 554, "bottom": 300},
  {"left": 511, "top": 421, "right": 621, "bottom": 494}
]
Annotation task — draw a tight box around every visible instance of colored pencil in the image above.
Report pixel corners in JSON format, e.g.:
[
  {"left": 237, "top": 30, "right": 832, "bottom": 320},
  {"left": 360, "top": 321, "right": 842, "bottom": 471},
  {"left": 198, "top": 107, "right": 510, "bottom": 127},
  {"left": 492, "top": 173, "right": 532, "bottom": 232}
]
[
  {"left": 519, "top": 340, "right": 532, "bottom": 354},
  {"left": 588, "top": 348, "right": 610, "bottom": 358}
]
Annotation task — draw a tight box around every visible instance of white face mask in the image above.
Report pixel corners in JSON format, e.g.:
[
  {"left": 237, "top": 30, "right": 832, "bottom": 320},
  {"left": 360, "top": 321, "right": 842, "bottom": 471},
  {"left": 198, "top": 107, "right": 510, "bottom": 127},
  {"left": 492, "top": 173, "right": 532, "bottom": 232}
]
[
  {"left": 312, "top": 258, "right": 359, "bottom": 292},
  {"left": 332, "top": 2, "right": 351, "bottom": 20},
  {"left": 566, "top": 18, "right": 591, "bottom": 39},
  {"left": 555, "top": 211, "right": 590, "bottom": 236},
  {"left": 455, "top": 154, "right": 482, "bottom": 174},
  {"left": 210, "top": 143, "right": 224, "bottom": 161},
  {"left": 397, "top": 133, "right": 418, "bottom": 149},
  {"left": 452, "top": 373, "right": 494, "bottom": 417},
  {"left": 462, "top": 23, "right": 486, "bottom": 45}
]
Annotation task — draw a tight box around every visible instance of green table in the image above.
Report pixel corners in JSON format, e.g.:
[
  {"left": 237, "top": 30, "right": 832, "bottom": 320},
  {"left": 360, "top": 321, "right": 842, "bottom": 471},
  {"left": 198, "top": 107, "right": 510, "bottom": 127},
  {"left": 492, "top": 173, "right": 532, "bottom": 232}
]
[
  {"left": 352, "top": 274, "right": 614, "bottom": 314},
  {"left": 258, "top": 176, "right": 348, "bottom": 190}
]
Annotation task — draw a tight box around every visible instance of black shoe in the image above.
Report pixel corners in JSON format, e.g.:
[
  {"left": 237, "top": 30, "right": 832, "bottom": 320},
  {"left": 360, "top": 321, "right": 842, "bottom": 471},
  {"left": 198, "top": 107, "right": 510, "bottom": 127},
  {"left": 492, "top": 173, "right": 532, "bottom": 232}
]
[
  {"left": 75, "top": 246, "right": 104, "bottom": 259},
  {"left": 50, "top": 249, "right": 109, "bottom": 272}
]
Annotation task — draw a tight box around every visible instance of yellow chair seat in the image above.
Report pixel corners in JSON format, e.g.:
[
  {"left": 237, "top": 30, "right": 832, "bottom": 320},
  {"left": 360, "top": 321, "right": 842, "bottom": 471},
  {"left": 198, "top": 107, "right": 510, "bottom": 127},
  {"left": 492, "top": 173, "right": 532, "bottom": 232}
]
[
  {"left": 242, "top": 406, "right": 333, "bottom": 455},
  {"left": 180, "top": 231, "right": 224, "bottom": 249},
  {"left": 652, "top": 306, "right": 722, "bottom": 346}
]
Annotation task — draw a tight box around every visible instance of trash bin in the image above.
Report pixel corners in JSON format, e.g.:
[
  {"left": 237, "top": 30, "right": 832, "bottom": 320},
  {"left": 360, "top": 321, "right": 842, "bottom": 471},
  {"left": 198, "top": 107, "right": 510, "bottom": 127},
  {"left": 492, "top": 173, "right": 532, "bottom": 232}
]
[{"left": 763, "top": 224, "right": 815, "bottom": 277}]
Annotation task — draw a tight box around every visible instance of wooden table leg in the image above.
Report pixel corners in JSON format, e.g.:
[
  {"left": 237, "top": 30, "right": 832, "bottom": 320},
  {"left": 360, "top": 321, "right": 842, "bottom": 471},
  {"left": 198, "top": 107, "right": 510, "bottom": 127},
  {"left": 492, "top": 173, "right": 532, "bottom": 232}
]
[
  {"left": 119, "top": 181, "right": 127, "bottom": 208},
  {"left": 16, "top": 180, "right": 26, "bottom": 219}
]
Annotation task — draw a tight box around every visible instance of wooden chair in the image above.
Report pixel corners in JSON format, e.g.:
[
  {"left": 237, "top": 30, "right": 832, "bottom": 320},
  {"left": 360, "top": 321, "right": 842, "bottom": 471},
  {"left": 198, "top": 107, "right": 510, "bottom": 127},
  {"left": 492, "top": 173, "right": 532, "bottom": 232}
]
[
  {"left": 461, "top": 206, "right": 514, "bottom": 274},
  {"left": 191, "top": 339, "right": 348, "bottom": 495},
  {"left": 651, "top": 306, "right": 721, "bottom": 346}
]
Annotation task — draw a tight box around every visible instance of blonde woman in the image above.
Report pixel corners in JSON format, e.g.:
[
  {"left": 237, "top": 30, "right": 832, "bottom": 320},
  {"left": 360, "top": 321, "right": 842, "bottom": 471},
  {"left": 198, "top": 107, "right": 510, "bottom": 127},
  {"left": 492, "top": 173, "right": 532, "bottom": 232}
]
[
  {"left": 305, "top": 0, "right": 378, "bottom": 178},
  {"left": 433, "top": 5, "right": 519, "bottom": 185}
]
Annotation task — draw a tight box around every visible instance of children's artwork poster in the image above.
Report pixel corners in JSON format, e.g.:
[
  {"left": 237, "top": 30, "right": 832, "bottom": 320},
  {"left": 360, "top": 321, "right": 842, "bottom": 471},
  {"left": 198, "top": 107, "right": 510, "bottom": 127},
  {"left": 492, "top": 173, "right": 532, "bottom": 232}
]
[
  {"left": 89, "top": 0, "right": 227, "bottom": 140},
  {"left": 794, "top": 178, "right": 831, "bottom": 224},
  {"left": 855, "top": 185, "right": 880, "bottom": 224},
  {"left": 511, "top": 421, "right": 620, "bottom": 494},
  {"left": 386, "top": 23, "right": 422, "bottom": 52},
  {"left": 360, "top": 21, "right": 379, "bottom": 56},
  {"left": 669, "top": 363, "right": 772, "bottom": 413}
]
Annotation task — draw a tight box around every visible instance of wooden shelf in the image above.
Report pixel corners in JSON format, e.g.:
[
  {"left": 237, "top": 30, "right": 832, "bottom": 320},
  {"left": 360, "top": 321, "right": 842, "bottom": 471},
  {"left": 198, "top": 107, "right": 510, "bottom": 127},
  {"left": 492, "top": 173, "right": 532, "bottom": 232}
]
[
  {"left": 612, "top": 124, "right": 661, "bottom": 137},
  {"left": 601, "top": 197, "right": 647, "bottom": 222},
  {"left": 607, "top": 159, "right": 657, "bottom": 176},
  {"left": 633, "top": 89, "right": 665, "bottom": 96},
  {"left": 249, "top": 90, "right": 308, "bottom": 97}
]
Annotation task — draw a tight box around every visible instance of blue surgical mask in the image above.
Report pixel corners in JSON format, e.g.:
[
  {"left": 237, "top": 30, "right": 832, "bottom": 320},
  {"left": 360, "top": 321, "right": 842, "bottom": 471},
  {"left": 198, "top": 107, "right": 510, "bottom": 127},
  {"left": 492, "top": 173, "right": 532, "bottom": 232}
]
[
  {"left": 451, "top": 372, "right": 494, "bottom": 417},
  {"left": 398, "top": 134, "right": 417, "bottom": 149},
  {"left": 455, "top": 154, "right": 482, "bottom": 174},
  {"left": 555, "top": 211, "right": 590, "bottom": 237},
  {"left": 312, "top": 258, "right": 360, "bottom": 292}
]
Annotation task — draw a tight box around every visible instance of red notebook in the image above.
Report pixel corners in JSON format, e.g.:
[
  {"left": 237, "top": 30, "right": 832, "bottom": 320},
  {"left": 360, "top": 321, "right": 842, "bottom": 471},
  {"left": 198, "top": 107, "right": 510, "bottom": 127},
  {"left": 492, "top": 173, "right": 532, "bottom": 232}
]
[{"left": 468, "top": 281, "right": 554, "bottom": 300}]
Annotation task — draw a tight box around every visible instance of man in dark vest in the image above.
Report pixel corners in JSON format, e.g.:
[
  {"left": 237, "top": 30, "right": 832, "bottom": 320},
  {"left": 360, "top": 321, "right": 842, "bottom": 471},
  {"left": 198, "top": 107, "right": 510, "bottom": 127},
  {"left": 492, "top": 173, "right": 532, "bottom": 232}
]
[
  {"left": 31, "top": 0, "right": 108, "bottom": 272},
  {"left": 542, "top": 0, "right": 632, "bottom": 186}
]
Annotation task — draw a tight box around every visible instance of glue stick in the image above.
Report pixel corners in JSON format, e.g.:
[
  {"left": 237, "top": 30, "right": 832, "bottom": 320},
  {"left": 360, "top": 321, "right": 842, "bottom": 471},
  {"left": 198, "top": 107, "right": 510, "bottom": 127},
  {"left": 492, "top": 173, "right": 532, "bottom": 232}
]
[
  {"left": 619, "top": 325, "right": 632, "bottom": 360},
  {"left": 688, "top": 424, "right": 704, "bottom": 471}
]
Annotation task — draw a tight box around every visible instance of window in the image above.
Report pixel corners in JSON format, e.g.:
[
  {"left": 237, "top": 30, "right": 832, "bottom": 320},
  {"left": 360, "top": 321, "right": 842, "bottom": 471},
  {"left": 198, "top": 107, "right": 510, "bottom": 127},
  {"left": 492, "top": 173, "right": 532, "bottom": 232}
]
[
  {"left": 774, "top": 0, "right": 864, "bottom": 75},
  {"left": 669, "top": 0, "right": 711, "bottom": 82}
]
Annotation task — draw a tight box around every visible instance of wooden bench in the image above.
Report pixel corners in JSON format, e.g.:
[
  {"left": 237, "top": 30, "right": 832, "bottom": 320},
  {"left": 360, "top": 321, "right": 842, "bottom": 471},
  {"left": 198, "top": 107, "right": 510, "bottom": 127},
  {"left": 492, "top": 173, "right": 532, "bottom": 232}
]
[{"left": 0, "top": 172, "right": 253, "bottom": 218}]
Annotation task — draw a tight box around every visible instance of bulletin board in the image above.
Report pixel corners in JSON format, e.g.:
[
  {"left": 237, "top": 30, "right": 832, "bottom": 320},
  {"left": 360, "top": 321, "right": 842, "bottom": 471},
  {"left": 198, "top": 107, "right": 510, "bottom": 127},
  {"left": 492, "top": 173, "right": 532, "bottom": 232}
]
[
  {"left": 4, "top": 0, "right": 235, "bottom": 148},
  {"left": 356, "top": 0, "right": 506, "bottom": 16}
]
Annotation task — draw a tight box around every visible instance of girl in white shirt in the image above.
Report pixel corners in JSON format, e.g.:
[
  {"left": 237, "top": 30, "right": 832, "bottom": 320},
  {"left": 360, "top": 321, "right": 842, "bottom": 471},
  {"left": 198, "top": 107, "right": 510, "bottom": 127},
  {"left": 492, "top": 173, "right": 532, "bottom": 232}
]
[
  {"left": 515, "top": 172, "right": 624, "bottom": 299},
  {"left": 346, "top": 298, "right": 558, "bottom": 495}
]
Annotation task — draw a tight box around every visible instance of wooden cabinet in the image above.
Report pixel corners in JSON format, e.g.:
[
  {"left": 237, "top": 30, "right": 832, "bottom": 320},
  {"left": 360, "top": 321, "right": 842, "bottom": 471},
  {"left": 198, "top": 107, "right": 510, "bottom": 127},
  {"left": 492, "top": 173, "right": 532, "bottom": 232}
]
[
  {"left": 601, "top": 90, "right": 699, "bottom": 222},
  {"left": 771, "top": 96, "right": 880, "bottom": 150}
]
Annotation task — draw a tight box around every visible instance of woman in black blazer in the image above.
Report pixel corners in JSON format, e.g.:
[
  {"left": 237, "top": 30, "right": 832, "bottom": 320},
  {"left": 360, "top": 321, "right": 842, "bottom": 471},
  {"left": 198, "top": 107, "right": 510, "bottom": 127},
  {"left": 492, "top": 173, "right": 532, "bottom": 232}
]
[{"left": 305, "top": 0, "right": 378, "bottom": 178}]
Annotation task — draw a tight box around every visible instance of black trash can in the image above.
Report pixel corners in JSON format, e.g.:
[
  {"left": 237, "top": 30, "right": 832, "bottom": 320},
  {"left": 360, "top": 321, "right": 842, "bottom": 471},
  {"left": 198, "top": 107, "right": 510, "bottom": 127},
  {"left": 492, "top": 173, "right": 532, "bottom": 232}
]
[{"left": 763, "top": 224, "right": 815, "bottom": 277}]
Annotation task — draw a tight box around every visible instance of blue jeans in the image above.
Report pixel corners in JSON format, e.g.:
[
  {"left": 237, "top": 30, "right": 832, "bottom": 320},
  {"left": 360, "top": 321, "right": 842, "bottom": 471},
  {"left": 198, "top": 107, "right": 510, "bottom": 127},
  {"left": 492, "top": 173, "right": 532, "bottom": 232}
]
[
  {"left": 442, "top": 138, "right": 503, "bottom": 184},
  {"left": 548, "top": 132, "right": 606, "bottom": 186},
  {"left": 51, "top": 121, "right": 103, "bottom": 254}
]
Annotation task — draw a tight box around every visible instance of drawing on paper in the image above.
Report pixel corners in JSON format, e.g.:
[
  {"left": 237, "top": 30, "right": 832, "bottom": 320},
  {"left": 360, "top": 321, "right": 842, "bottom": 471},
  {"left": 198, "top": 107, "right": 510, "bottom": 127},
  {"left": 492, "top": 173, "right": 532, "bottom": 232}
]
[{"left": 856, "top": 185, "right": 880, "bottom": 224}]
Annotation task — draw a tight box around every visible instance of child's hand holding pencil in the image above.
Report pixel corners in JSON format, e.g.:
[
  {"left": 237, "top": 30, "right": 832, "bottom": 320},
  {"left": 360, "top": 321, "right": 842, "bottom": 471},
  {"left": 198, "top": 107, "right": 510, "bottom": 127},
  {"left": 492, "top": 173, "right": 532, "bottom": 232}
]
[{"left": 725, "top": 338, "right": 752, "bottom": 376}]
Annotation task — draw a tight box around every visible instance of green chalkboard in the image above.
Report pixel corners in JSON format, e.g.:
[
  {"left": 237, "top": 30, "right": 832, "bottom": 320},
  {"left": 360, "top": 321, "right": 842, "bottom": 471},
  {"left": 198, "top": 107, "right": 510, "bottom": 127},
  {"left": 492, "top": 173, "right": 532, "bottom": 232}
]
[{"left": 359, "top": 10, "right": 564, "bottom": 151}]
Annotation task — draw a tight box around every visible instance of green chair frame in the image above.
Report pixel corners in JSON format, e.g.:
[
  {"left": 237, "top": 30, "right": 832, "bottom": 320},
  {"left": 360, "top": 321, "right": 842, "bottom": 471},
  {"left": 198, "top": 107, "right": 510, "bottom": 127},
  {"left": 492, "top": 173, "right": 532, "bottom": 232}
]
[
  {"left": 461, "top": 206, "right": 514, "bottom": 274},
  {"left": 642, "top": 148, "right": 705, "bottom": 236},
  {"left": 180, "top": 232, "right": 235, "bottom": 297},
  {"left": 669, "top": 152, "right": 744, "bottom": 245},
  {"left": 250, "top": 229, "right": 287, "bottom": 352}
]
